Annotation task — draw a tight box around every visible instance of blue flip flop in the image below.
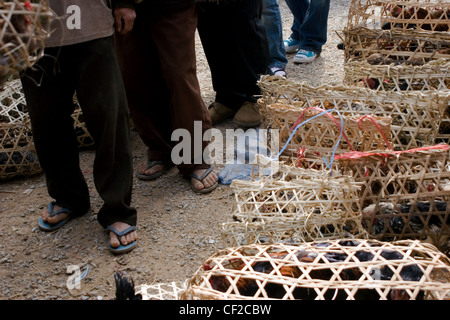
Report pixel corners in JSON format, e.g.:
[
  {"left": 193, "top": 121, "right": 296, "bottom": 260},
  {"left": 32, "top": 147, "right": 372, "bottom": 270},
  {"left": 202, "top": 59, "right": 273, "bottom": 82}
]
[
  {"left": 38, "top": 202, "right": 72, "bottom": 232},
  {"left": 189, "top": 167, "right": 218, "bottom": 194},
  {"left": 107, "top": 225, "right": 137, "bottom": 254},
  {"left": 136, "top": 160, "right": 173, "bottom": 180}
]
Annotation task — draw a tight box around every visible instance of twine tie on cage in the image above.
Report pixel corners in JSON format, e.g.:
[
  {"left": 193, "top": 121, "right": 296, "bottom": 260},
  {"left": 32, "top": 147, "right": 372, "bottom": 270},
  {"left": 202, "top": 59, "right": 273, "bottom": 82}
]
[
  {"left": 271, "top": 108, "right": 345, "bottom": 175},
  {"left": 356, "top": 115, "right": 393, "bottom": 150}
]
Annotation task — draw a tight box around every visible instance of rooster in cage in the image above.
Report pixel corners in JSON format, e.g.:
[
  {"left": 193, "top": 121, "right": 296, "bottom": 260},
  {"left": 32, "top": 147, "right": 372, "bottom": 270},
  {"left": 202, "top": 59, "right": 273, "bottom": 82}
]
[
  {"left": 362, "top": 201, "right": 449, "bottom": 238},
  {"left": 204, "top": 240, "right": 424, "bottom": 300}
]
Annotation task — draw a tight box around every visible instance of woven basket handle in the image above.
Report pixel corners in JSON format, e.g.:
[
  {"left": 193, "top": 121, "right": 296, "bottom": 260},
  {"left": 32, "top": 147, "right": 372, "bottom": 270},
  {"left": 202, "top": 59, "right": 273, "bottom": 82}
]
[
  {"left": 356, "top": 115, "right": 393, "bottom": 151},
  {"left": 290, "top": 106, "right": 355, "bottom": 152}
]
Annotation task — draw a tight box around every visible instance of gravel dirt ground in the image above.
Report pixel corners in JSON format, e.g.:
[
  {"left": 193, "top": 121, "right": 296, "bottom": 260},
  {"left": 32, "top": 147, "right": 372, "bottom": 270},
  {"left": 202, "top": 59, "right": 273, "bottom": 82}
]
[{"left": 0, "top": 0, "right": 351, "bottom": 300}]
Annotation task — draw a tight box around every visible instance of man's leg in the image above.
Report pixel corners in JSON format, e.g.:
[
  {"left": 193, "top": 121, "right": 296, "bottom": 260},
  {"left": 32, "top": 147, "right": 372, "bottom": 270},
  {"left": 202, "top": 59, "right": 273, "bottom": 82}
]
[
  {"left": 21, "top": 47, "right": 91, "bottom": 220},
  {"left": 73, "top": 37, "right": 137, "bottom": 246}
]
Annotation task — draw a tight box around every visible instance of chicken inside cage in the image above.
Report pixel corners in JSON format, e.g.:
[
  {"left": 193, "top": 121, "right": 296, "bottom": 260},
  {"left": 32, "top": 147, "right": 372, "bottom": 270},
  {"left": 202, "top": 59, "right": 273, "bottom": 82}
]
[{"left": 188, "top": 240, "right": 450, "bottom": 300}]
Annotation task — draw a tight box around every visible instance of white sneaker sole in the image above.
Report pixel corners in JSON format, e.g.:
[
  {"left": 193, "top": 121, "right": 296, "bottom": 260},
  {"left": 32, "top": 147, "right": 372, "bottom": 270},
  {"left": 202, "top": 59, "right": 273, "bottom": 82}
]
[{"left": 293, "top": 55, "right": 317, "bottom": 64}]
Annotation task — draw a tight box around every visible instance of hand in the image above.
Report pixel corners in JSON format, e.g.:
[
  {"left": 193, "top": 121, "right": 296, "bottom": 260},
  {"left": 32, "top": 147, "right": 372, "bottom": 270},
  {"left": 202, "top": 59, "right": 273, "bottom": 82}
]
[{"left": 113, "top": 7, "right": 136, "bottom": 35}]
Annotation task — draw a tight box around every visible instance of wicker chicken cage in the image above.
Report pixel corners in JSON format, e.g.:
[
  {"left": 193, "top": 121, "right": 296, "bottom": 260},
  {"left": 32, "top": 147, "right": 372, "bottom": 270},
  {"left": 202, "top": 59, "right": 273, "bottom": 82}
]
[
  {"left": 341, "top": 27, "right": 450, "bottom": 66},
  {"left": 181, "top": 239, "right": 450, "bottom": 300},
  {"left": 0, "top": 78, "right": 40, "bottom": 180},
  {"left": 261, "top": 101, "right": 393, "bottom": 163},
  {"left": 347, "top": 0, "right": 450, "bottom": 33},
  {"left": 221, "top": 155, "right": 368, "bottom": 246},
  {"left": 335, "top": 144, "right": 450, "bottom": 254},
  {"left": 342, "top": 60, "right": 450, "bottom": 144},
  {"left": 343, "top": 58, "right": 450, "bottom": 92},
  {"left": 342, "top": 0, "right": 450, "bottom": 65},
  {"left": 0, "top": 0, "right": 52, "bottom": 85},
  {"left": 258, "top": 75, "right": 448, "bottom": 150}
]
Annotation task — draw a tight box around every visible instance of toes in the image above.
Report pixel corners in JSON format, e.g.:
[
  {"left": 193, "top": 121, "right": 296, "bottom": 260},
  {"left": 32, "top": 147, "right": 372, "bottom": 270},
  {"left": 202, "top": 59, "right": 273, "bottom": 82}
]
[
  {"left": 206, "top": 172, "right": 218, "bottom": 187},
  {"left": 192, "top": 178, "right": 205, "bottom": 190},
  {"left": 109, "top": 223, "right": 137, "bottom": 248},
  {"left": 47, "top": 213, "right": 69, "bottom": 224},
  {"left": 42, "top": 205, "right": 69, "bottom": 224},
  {"left": 41, "top": 209, "right": 49, "bottom": 221},
  {"left": 123, "top": 231, "right": 137, "bottom": 245},
  {"left": 109, "top": 232, "right": 120, "bottom": 248},
  {"left": 138, "top": 163, "right": 164, "bottom": 176},
  {"left": 191, "top": 169, "right": 218, "bottom": 190},
  {"left": 202, "top": 171, "right": 218, "bottom": 188}
]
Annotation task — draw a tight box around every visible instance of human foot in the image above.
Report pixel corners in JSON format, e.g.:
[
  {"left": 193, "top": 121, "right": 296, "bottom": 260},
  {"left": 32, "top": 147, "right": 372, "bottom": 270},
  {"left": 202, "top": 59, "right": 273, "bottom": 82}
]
[
  {"left": 107, "top": 222, "right": 138, "bottom": 254},
  {"left": 189, "top": 167, "right": 218, "bottom": 194},
  {"left": 38, "top": 202, "right": 72, "bottom": 231},
  {"left": 136, "top": 160, "right": 173, "bottom": 180}
]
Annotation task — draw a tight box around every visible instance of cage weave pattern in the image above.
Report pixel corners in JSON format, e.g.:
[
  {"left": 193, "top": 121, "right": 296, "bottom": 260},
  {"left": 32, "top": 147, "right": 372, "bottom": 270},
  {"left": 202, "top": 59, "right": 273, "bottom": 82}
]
[
  {"left": 0, "top": 78, "right": 40, "bottom": 179},
  {"left": 335, "top": 144, "right": 450, "bottom": 254},
  {"left": 136, "top": 281, "right": 187, "bottom": 300},
  {"left": 221, "top": 155, "right": 368, "bottom": 246},
  {"left": 261, "top": 100, "right": 393, "bottom": 159},
  {"left": 182, "top": 239, "right": 450, "bottom": 300},
  {"left": 258, "top": 75, "right": 449, "bottom": 150}
]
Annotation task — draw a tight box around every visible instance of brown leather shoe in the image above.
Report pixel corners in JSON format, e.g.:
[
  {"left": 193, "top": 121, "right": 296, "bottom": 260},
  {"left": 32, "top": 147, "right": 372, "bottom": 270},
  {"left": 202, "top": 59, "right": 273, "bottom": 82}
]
[
  {"left": 233, "top": 101, "right": 261, "bottom": 127},
  {"left": 208, "top": 102, "right": 235, "bottom": 125}
]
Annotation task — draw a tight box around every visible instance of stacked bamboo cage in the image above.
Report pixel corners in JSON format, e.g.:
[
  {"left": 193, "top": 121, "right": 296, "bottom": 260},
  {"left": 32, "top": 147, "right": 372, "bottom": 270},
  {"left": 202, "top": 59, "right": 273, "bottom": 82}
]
[
  {"left": 343, "top": 0, "right": 450, "bottom": 64},
  {"left": 341, "top": 0, "right": 450, "bottom": 142},
  {"left": 335, "top": 144, "right": 450, "bottom": 254},
  {"left": 258, "top": 76, "right": 448, "bottom": 151},
  {"left": 0, "top": 78, "right": 40, "bottom": 180},
  {"left": 221, "top": 155, "right": 368, "bottom": 246}
]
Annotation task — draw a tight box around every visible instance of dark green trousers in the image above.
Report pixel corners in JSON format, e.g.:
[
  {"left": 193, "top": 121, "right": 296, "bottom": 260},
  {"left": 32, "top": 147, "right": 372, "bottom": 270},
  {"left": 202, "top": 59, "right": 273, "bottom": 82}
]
[{"left": 21, "top": 36, "right": 137, "bottom": 229}]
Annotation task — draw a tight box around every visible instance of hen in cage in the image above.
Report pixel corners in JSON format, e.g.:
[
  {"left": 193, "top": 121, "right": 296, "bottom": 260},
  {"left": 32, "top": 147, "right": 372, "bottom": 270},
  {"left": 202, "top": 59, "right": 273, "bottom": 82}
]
[{"left": 184, "top": 240, "right": 450, "bottom": 300}]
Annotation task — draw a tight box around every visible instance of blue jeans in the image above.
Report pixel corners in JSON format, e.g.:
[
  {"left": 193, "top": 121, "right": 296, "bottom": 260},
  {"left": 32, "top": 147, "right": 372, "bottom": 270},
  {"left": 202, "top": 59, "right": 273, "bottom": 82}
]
[
  {"left": 285, "top": 0, "right": 330, "bottom": 54},
  {"left": 262, "top": 0, "right": 287, "bottom": 69}
]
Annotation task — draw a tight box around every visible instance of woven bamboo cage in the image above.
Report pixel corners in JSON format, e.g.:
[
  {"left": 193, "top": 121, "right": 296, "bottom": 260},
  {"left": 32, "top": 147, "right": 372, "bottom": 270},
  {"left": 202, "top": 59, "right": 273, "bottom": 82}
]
[
  {"left": 0, "top": 0, "right": 52, "bottom": 85},
  {"left": 261, "top": 101, "right": 392, "bottom": 161},
  {"left": 344, "top": 58, "right": 450, "bottom": 91},
  {"left": 221, "top": 155, "right": 368, "bottom": 246},
  {"left": 341, "top": 27, "right": 450, "bottom": 65},
  {"left": 181, "top": 239, "right": 450, "bottom": 300},
  {"left": 0, "top": 78, "right": 40, "bottom": 180},
  {"left": 136, "top": 281, "right": 187, "bottom": 300},
  {"left": 258, "top": 75, "right": 449, "bottom": 150},
  {"left": 343, "top": 60, "right": 450, "bottom": 144},
  {"left": 335, "top": 144, "right": 450, "bottom": 254},
  {"left": 342, "top": 0, "right": 450, "bottom": 65},
  {"left": 347, "top": 0, "right": 450, "bottom": 33}
]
